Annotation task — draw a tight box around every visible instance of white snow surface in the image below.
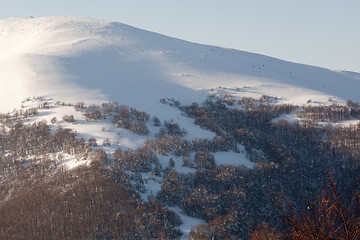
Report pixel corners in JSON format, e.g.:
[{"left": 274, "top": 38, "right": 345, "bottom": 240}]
[
  {"left": 1, "top": 16, "right": 360, "bottom": 115},
  {"left": 169, "top": 207, "right": 205, "bottom": 240},
  {"left": 214, "top": 151, "right": 255, "bottom": 168}
]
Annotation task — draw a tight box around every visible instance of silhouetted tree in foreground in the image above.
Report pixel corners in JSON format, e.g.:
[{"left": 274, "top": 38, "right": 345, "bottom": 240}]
[
  {"left": 251, "top": 173, "right": 360, "bottom": 240},
  {"left": 249, "top": 222, "right": 281, "bottom": 240}
]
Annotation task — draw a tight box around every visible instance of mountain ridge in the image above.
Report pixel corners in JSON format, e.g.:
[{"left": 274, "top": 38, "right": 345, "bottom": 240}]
[{"left": 0, "top": 16, "right": 359, "bottom": 114}]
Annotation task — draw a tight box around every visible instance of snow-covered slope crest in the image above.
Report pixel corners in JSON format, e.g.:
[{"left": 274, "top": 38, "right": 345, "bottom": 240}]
[{"left": 0, "top": 16, "right": 360, "bottom": 114}]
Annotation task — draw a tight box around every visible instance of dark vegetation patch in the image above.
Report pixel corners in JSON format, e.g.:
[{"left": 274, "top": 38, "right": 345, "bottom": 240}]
[{"left": 0, "top": 95, "right": 359, "bottom": 239}]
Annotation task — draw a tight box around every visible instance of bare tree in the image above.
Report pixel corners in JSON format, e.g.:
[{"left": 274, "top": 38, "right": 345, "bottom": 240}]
[{"left": 275, "top": 173, "right": 360, "bottom": 240}]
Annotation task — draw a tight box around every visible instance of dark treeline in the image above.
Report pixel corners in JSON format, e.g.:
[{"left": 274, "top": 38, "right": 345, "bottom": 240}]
[
  {"left": 0, "top": 161, "right": 182, "bottom": 240},
  {"left": 156, "top": 95, "right": 360, "bottom": 239},
  {"left": 297, "top": 99, "right": 360, "bottom": 123}
]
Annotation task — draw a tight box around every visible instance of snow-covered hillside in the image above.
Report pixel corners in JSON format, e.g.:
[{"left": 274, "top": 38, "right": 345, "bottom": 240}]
[
  {"left": 1, "top": 16, "right": 360, "bottom": 239},
  {"left": 1, "top": 16, "right": 359, "bottom": 115}
]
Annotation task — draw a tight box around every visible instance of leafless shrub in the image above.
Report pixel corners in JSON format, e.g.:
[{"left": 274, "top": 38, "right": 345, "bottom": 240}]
[{"left": 62, "top": 115, "right": 75, "bottom": 123}]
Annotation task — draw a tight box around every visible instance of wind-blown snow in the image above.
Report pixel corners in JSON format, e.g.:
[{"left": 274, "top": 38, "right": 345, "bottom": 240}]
[{"left": 1, "top": 16, "right": 359, "bottom": 115}]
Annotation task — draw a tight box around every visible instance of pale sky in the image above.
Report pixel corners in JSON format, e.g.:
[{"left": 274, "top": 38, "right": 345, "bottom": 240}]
[{"left": 1, "top": 0, "right": 359, "bottom": 72}]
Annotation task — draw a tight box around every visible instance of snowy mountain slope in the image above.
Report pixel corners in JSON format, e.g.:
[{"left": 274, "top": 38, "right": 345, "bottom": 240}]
[
  {"left": 1, "top": 17, "right": 360, "bottom": 239},
  {"left": 1, "top": 16, "right": 360, "bottom": 115}
]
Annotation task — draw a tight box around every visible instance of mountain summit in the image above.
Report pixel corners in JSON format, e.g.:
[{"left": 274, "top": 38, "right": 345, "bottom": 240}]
[{"left": 0, "top": 16, "right": 359, "bottom": 112}]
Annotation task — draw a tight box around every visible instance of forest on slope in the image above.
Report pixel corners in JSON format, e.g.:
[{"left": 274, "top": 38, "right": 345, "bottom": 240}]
[{"left": 0, "top": 95, "right": 359, "bottom": 239}]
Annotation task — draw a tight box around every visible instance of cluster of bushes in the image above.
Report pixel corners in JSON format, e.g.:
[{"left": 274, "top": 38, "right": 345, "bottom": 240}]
[
  {"left": 75, "top": 101, "right": 189, "bottom": 138},
  {"left": 62, "top": 114, "right": 75, "bottom": 123},
  {"left": 0, "top": 101, "right": 50, "bottom": 128},
  {"left": 0, "top": 121, "right": 94, "bottom": 186},
  {"left": 178, "top": 96, "right": 295, "bottom": 135},
  {"left": 145, "top": 135, "right": 191, "bottom": 156},
  {"left": 75, "top": 102, "right": 151, "bottom": 135},
  {"left": 113, "top": 147, "right": 159, "bottom": 173},
  {"left": 295, "top": 99, "right": 360, "bottom": 123},
  {"left": 297, "top": 103, "right": 350, "bottom": 123},
  {"left": 158, "top": 121, "right": 187, "bottom": 137},
  {"left": 112, "top": 105, "right": 150, "bottom": 135}
]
